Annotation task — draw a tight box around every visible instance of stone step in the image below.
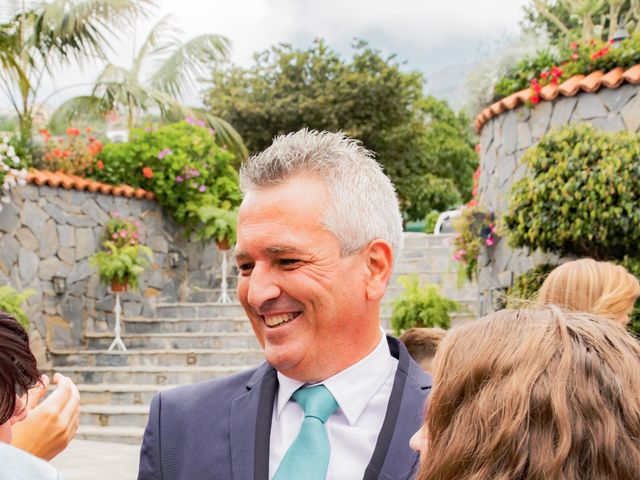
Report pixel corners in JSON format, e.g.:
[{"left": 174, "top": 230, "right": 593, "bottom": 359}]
[
  {"left": 76, "top": 425, "right": 145, "bottom": 445},
  {"left": 121, "top": 316, "right": 252, "bottom": 334},
  {"left": 85, "top": 331, "right": 261, "bottom": 350},
  {"left": 50, "top": 348, "right": 265, "bottom": 367},
  {"left": 52, "top": 365, "right": 248, "bottom": 385},
  {"left": 154, "top": 302, "right": 246, "bottom": 319},
  {"left": 76, "top": 384, "right": 174, "bottom": 405},
  {"left": 81, "top": 404, "right": 150, "bottom": 429}
]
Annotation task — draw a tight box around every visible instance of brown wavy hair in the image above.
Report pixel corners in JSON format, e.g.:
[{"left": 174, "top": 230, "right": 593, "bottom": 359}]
[
  {"left": 0, "top": 311, "right": 40, "bottom": 424},
  {"left": 537, "top": 258, "right": 640, "bottom": 324},
  {"left": 416, "top": 307, "right": 640, "bottom": 480}
]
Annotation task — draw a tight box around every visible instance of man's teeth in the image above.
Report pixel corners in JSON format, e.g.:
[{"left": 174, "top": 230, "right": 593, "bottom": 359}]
[{"left": 264, "top": 313, "right": 298, "bottom": 327}]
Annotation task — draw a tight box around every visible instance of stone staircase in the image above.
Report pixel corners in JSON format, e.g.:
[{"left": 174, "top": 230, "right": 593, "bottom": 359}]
[{"left": 48, "top": 233, "right": 477, "bottom": 444}]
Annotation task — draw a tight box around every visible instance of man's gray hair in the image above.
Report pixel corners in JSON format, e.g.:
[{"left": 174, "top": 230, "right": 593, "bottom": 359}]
[{"left": 240, "top": 129, "right": 404, "bottom": 258}]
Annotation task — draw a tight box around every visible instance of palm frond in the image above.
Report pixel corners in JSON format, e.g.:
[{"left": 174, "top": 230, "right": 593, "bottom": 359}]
[
  {"left": 131, "top": 14, "right": 178, "bottom": 78},
  {"left": 48, "top": 95, "right": 107, "bottom": 132},
  {"left": 201, "top": 112, "right": 248, "bottom": 160},
  {"left": 31, "top": 0, "right": 153, "bottom": 66},
  {"left": 148, "top": 33, "right": 230, "bottom": 99}
]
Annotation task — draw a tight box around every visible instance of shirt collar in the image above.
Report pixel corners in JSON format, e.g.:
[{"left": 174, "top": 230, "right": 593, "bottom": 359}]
[{"left": 275, "top": 328, "right": 394, "bottom": 426}]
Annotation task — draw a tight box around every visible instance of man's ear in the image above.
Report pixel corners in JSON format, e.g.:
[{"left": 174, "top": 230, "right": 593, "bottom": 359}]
[{"left": 363, "top": 239, "right": 394, "bottom": 301}]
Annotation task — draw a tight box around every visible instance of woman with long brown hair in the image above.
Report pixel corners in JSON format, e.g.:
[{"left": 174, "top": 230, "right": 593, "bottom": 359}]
[{"left": 412, "top": 307, "right": 640, "bottom": 480}]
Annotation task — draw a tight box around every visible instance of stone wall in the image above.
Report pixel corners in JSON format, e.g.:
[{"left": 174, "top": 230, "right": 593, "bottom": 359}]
[
  {"left": 0, "top": 184, "right": 227, "bottom": 357},
  {"left": 477, "top": 83, "right": 640, "bottom": 314}
]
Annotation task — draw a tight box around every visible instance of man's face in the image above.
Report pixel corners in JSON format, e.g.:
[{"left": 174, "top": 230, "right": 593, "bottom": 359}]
[{"left": 235, "top": 175, "right": 378, "bottom": 382}]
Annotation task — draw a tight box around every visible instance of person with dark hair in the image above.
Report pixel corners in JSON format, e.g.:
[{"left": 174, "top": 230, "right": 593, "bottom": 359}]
[
  {"left": 0, "top": 311, "right": 65, "bottom": 479},
  {"left": 399, "top": 327, "right": 446, "bottom": 375},
  {"left": 410, "top": 307, "right": 640, "bottom": 480}
]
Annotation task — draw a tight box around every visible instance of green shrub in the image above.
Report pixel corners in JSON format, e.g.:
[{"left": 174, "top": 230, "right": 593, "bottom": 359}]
[
  {"left": 390, "top": 275, "right": 460, "bottom": 335},
  {"left": 424, "top": 210, "right": 440, "bottom": 234},
  {"left": 503, "top": 124, "right": 640, "bottom": 260},
  {"left": 90, "top": 121, "right": 241, "bottom": 236},
  {"left": 0, "top": 286, "right": 36, "bottom": 329}
]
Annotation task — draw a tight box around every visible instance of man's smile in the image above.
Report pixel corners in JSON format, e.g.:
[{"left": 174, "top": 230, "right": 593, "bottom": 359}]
[{"left": 262, "top": 312, "right": 302, "bottom": 328}]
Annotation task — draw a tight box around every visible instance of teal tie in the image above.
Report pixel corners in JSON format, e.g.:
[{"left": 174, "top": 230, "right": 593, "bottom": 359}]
[{"left": 273, "top": 385, "right": 339, "bottom": 480}]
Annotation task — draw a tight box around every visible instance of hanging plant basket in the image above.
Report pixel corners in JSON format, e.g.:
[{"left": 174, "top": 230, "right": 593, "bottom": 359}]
[
  {"left": 110, "top": 280, "right": 128, "bottom": 293},
  {"left": 216, "top": 239, "right": 232, "bottom": 251}
]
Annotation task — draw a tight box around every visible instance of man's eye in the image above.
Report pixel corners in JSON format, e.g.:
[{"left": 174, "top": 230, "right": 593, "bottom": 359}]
[
  {"left": 237, "top": 263, "right": 254, "bottom": 273},
  {"left": 279, "top": 259, "right": 300, "bottom": 266}
]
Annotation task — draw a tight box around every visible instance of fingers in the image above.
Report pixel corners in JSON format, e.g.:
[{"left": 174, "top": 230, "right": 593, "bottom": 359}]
[
  {"left": 25, "top": 374, "right": 50, "bottom": 410},
  {"left": 59, "top": 377, "right": 80, "bottom": 425}
]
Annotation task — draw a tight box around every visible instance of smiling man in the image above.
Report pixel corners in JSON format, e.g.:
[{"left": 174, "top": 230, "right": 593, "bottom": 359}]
[{"left": 138, "top": 130, "right": 431, "bottom": 480}]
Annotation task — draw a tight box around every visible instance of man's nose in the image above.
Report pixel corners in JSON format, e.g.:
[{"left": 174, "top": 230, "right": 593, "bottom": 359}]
[{"left": 246, "top": 264, "right": 282, "bottom": 309}]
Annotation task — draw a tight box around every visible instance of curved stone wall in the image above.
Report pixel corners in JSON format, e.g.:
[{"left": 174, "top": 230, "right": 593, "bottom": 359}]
[
  {"left": 0, "top": 184, "right": 228, "bottom": 358},
  {"left": 477, "top": 83, "right": 640, "bottom": 313}
]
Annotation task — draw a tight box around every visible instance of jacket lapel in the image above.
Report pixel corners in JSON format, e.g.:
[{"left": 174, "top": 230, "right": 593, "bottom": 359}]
[
  {"left": 363, "top": 336, "right": 432, "bottom": 480},
  {"left": 230, "top": 363, "right": 278, "bottom": 480}
]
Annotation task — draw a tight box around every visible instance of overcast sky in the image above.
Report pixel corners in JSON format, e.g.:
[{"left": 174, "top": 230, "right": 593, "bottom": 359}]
[{"left": 1, "top": 0, "right": 531, "bottom": 112}]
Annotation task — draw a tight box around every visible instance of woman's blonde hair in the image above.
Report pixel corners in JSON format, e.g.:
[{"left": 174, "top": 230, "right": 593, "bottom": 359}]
[
  {"left": 417, "top": 307, "right": 640, "bottom": 480},
  {"left": 537, "top": 258, "right": 640, "bottom": 324}
]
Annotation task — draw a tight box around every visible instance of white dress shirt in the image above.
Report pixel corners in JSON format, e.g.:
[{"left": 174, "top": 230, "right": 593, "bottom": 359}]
[{"left": 269, "top": 329, "right": 398, "bottom": 479}]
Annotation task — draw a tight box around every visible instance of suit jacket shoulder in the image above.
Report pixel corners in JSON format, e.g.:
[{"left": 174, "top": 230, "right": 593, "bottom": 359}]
[{"left": 138, "top": 363, "right": 273, "bottom": 480}]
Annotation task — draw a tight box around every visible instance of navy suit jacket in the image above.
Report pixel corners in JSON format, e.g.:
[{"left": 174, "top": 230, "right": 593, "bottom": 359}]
[{"left": 138, "top": 335, "right": 431, "bottom": 480}]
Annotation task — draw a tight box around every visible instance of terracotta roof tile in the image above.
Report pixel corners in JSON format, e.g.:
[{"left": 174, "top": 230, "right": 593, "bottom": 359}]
[
  {"left": 25, "top": 169, "right": 154, "bottom": 200},
  {"left": 558, "top": 74, "right": 585, "bottom": 96},
  {"left": 579, "top": 71, "right": 605, "bottom": 92},
  {"left": 540, "top": 83, "right": 560, "bottom": 101},
  {"left": 602, "top": 67, "right": 624, "bottom": 89},
  {"left": 476, "top": 64, "right": 640, "bottom": 132},
  {"left": 623, "top": 64, "right": 640, "bottom": 84},
  {"left": 489, "top": 102, "right": 505, "bottom": 116}
]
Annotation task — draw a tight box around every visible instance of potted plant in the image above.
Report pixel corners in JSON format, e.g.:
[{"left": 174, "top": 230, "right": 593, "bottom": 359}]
[
  {"left": 390, "top": 275, "right": 460, "bottom": 335},
  {"left": 90, "top": 214, "right": 153, "bottom": 292},
  {"left": 189, "top": 204, "right": 238, "bottom": 250}
]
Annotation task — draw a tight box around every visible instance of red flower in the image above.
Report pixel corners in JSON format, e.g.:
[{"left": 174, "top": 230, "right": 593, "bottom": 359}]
[
  {"left": 66, "top": 127, "right": 80, "bottom": 136},
  {"left": 571, "top": 53, "right": 579, "bottom": 60},
  {"left": 142, "top": 166, "right": 153, "bottom": 178},
  {"left": 97, "top": 160, "right": 104, "bottom": 170},
  {"left": 551, "top": 66, "right": 562, "bottom": 77},
  {"left": 551, "top": 78, "right": 558, "bottom": 86},
  {"left": 530, "top": 95, "right": 541, "bottom": 105},
  {"left": 52, "top": 148, "right": 63, "bottom": 158},
  {"left": 85, "top": 127, "right": 92, "bottom": 133},
  {"left": 62, "top": 150, "right": 71, "bottom": 158},
  {"left": 540, "top": 71, "right": 549, "bottom": 80},
  {"left": 570, "top": 41, "right": 578, "bottom": 50}
]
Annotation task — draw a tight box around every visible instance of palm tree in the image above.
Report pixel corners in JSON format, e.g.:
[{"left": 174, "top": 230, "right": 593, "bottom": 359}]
[
  {"left": 0, "top": 0, "right": 151, "bottom": 144},
  {"left": 50, "top": 15, "right": 247, "bottom": 158}
]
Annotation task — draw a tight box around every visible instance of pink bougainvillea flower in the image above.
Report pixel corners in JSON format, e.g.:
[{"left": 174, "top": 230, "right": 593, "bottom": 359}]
[
  {"left": 199, "top": 185, "right": 206, "bottom": 192},
  {"left": 175, "top": 175, "right": 184, "bottom": 183},
  {"left": 120, "top": 230, "right": 128, "bottom": 238},
  {"left": 486, "top": 236, "right": 494, "bottom": 247},
  {"left": 157, "top": 148, "right": 172, "bottom": 160},
  {"left": 112, "top": 233, "right": 118, "bottom": 239}
]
